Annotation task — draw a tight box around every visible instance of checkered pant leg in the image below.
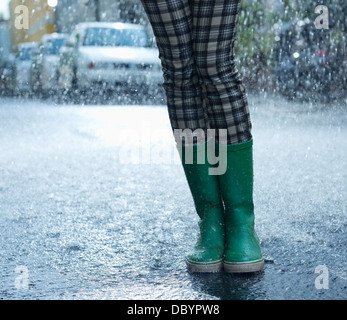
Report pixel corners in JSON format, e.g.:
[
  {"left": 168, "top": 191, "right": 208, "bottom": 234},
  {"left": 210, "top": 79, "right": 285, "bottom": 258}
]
[
  {"left": 141, "top": 0, "right": 208, "bottom": 143},
  {"left": 192, "top": 0, "right": 252, "bottom": 144},
  {"left": 141, "top": 0, "right": 252, "bottom": 145}
]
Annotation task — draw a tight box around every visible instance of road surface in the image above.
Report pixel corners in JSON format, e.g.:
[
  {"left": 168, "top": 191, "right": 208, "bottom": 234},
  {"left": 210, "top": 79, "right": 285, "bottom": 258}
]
[{"left": 0, "top": 93, "right": 346, "bottom": 300}]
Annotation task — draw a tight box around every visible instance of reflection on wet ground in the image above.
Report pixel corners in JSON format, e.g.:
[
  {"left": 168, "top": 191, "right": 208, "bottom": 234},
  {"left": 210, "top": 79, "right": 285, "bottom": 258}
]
[{"left": 0, "top": 94, "right": 346, "bottom": 300}]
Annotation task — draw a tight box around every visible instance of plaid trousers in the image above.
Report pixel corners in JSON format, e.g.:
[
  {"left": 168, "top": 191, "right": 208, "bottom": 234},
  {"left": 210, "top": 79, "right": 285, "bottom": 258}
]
[{"left": 141, "top": 0, "right": 252, "bottom": 145}]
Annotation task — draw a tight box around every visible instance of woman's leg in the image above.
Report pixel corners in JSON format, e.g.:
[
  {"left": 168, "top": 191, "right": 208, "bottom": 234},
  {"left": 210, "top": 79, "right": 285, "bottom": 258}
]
[
  {"left": 191, "top": 0, "right": 264, "bottom": 272},
  {"left": 140, "top": 0, "right": 207, "bottom": 141},
  {"left": 141, "top": 0, "right": 225, "bottom": 272},
  {"left": 192, "top": 0, "right": 252, "bottom": 145}
]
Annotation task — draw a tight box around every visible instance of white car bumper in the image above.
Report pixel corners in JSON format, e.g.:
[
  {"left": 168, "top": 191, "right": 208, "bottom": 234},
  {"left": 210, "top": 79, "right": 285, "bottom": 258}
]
[{"left": 76, "top": 68, "right": 163, "bottom": 89}]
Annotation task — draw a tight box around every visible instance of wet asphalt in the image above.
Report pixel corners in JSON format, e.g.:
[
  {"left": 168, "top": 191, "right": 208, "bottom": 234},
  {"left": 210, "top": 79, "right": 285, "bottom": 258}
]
[{"left": 0, "top": 93, "right": 346, "bottom": 300}]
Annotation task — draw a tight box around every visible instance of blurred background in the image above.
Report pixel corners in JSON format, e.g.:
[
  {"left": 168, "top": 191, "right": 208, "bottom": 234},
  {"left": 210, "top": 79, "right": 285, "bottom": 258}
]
[{"left": 0, "top": 0, "right": 346, "bottom": 103}]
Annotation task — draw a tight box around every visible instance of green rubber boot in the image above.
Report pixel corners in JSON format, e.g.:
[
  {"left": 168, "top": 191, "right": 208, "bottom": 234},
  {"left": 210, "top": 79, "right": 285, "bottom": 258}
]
[
  {"left": 218, "top": 139, "right": 264, "bottom": 273},
  {"left": 178, "top": 141, "right": 225, "bottom": 272}
]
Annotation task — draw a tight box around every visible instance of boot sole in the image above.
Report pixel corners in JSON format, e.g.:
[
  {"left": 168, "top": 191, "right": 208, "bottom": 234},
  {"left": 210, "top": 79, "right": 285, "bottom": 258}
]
[
  {"left": 186, "top": 258, "right": 224, "bottom": 273},
  {"left": 223, "top": 258, "right": 264, "bottom": 273}
]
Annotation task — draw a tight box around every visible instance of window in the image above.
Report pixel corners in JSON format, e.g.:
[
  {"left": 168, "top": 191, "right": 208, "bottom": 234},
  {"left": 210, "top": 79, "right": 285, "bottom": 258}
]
[
  {"left": 43, "top": 39, "right": 66, "bottom": 55},
  {"left": 83, "top": 27, "right": 148, "bottom": 47}
]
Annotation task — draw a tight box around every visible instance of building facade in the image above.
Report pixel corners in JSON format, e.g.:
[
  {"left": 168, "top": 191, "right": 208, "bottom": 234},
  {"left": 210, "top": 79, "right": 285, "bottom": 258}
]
[{"left": 10, "top": 0, "right": 55, "bottom": 50}]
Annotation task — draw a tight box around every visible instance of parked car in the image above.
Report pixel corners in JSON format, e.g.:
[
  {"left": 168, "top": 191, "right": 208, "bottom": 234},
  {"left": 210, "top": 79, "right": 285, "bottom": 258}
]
[
  {"left": 14, "top": 42, "right": 38, "bottom": 94},
  {"left": 30, "top": 33, "right": 68, "bottom": 96},
  {"left": 0, "top": 53, "right": 16, "bottom": 96},
  {"left": 57, "top": 22, "right": 163, "bottom": 94},
  {"left": 274, "top": 19, "right": 346, "bottom": 101}
]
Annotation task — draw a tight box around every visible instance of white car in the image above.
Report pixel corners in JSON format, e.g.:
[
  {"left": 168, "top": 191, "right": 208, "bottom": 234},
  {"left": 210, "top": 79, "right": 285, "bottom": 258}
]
[
  {"left": 58, "top": 22, "right": 163, "bottom": 93},
  {"left": 30, "top": 33, "right": 68, "bottom": 95},
  {"left": 14, "top": 42, "right": 38, "bottom": 93}
]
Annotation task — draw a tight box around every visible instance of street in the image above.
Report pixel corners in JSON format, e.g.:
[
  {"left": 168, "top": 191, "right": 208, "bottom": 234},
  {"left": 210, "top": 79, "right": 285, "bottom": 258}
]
[{"left": 0, "top": 93, "right": 346, "bottom": 300}]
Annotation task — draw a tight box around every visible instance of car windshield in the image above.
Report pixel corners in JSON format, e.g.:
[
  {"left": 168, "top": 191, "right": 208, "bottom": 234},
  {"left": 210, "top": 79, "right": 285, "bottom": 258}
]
[
  {"left": 17, "top": 47, "right": 36, "bottom": 61},
  {"left": 83, "top": 27, "right": 148, "bottom": 47},
  {"left": 43, "top": 38, "right": 66, "bottom": 55}
]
